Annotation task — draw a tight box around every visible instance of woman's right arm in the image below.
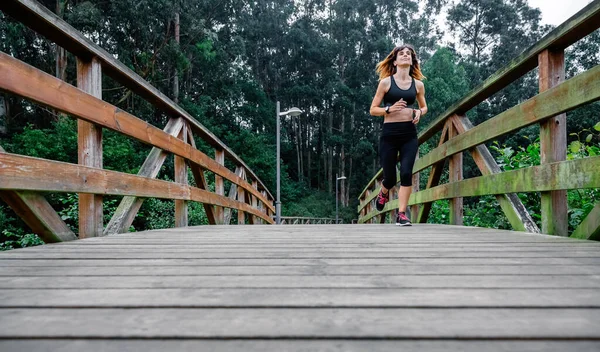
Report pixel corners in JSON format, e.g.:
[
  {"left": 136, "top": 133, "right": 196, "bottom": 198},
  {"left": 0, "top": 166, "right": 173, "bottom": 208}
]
[{"left": 370, "top": 79, "right": 388, "bottom": 116}]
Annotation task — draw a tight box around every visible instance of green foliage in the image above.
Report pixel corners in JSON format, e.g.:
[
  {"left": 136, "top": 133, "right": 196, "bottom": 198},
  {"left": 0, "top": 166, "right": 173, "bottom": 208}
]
[{"left": 0, "top": 204, "right": 43, "bottom": 251}]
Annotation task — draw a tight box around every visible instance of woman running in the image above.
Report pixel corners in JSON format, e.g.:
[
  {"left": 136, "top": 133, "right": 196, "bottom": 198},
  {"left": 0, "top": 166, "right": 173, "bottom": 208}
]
[{"left": 369, "top": 44, "right": 428, "bottom": 226}]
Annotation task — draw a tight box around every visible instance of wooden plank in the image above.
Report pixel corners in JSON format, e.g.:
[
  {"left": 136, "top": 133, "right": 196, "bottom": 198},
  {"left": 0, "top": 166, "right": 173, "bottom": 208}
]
[
  {"left": 448, "top": 122, "right": 463, "bottom": 225},
  {"left": 539, "top": 49, "right": 568, "bottom": 236},
  {"left": 0, "top": 274, "right": 599, "bottom": 289},
  {"left": 0, "top": 0, "right": 274, "bottom": 201},
  {"left": 0, "top": 190, "right": 76, "bottom": 243},
  {"left": 0, "top": 153, "right": 274, "bottom": 224},
  {"left": 450, "top": 115, "right": 539, "bottom": 233},
  {"left": 0, "top": 308, "right": 599, "bottom": 338},
  {"left": 76, "top": 57, "right": 103, "bottom": 238},
  {"left": 413, "top": 63, "right": 600, "bottom": 174},
  {"left": 0, "top": 288, "right": 599, "bottom": 307},
  {"left": 104, "top": 117, "right": 185, "bottom": 234},
  {"left": 0, "top": 52, "right": 274, "bottom": 212},
  {"left": 174, "top": 124, "right": 188, "bottom": 227},
  {"left": 3, "top": 257, "right": 598, "bottom": 266},
  {"left": 1, "top": 340, "right": 599, "bottom": 352},
  {"left": 572, "top": 202, "right": 600, "bottom": 241},
  {"left": 410, "top": 156, "right": 600, "bottom": 206},
  {"left": 1, "top": 264, "right": 596, "bottom": 276},
  {"left": 1, "top": 250, "right": 598, "bottom": 260},
  {"left": 416, "top": 0, "right": 600, "bottom": 144}
]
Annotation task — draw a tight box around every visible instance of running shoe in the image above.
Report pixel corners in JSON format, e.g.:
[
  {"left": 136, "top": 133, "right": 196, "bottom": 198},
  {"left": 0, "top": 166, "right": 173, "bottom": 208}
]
[
  {"left": 396, "top": 212, "right": 412, "bottom": 226},
  {"left": 375, "top": 189, "right": 389, "bottom": 211}
]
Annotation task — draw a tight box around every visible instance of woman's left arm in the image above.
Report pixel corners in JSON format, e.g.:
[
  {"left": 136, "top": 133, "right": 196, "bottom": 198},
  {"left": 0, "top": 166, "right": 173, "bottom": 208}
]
[{"left": 413, "top": 80, "right": 428, "bottom": 124}]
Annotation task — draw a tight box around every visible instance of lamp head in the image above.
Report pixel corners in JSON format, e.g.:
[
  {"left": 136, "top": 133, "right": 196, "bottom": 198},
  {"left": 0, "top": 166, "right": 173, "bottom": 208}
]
[{"left": 281, "top": 107, "right": 303, "bottom": 117}]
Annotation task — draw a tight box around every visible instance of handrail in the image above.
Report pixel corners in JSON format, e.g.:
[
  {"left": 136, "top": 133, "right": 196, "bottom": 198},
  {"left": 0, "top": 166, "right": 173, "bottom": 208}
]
[
  {"left": 0, "top": 0, "right": 272, "bottom": 200},
  {"left": 357, "top": 0, "right": 600, "bottom": 241},
  {"left": 0, "top": 0, "right": 277, "bottom": 243}
]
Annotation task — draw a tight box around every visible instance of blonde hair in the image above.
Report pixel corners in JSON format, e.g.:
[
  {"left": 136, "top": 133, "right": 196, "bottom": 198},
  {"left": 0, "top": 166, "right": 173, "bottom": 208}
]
[{"left": 376, "top": 44, "right": 426, "bottom": 81}]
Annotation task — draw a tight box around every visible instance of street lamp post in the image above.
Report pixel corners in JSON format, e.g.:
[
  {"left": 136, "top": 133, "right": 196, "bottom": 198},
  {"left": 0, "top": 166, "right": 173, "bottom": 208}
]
[
  {"left": 276, "top": 101, "right": 303, "bottom": 225},
  {"left": 336, "top": 174, "right": 346, "bottom": 224}
]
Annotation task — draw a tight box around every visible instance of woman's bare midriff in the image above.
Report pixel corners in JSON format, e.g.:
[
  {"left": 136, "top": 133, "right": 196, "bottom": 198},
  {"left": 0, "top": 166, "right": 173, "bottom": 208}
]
[{"left": 383, "top": 108, "right": 413, "bottom": 123}]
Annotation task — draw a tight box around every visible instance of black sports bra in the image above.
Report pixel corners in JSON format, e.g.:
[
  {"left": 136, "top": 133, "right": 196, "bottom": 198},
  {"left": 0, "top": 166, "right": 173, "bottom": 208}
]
[{"left": 383, "top": 76, "right": 416, "bottom": 107}]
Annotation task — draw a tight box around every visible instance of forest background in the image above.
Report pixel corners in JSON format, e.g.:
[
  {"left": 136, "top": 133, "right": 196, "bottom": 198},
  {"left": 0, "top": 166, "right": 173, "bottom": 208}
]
[{"left": 1, "top": 0, "right": 599, "bottom": 249}]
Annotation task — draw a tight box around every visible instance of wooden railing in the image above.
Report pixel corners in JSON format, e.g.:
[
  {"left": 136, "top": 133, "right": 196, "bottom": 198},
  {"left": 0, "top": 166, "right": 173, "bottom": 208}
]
[
  {"left": 358, "top": 1, "right": 600, "bottom": 241},
  {"left": 0, "top": 0, "right": 275, "bottom": 243},
  {"left": 278, "top": 217, "right": 337, "bottom": 225}
]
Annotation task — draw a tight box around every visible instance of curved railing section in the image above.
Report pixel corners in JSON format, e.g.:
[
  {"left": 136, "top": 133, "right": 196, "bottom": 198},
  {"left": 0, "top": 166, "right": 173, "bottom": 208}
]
[
  {"left": 358, "top": 1, "right": 600, "bottom": 241},
  {"left": 278, "top": 217, "right": 338, "bottom": 225},
  {"left": 0, "top": 0, "right": 275, "bottom": 243}
]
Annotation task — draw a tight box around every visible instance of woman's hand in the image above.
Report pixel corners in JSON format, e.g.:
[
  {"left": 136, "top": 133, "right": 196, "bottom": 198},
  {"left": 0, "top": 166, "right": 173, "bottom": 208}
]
[
  {"left": 389, "top": 98, "right": 407, "bottom": 113},
  {"left": 412, "top": 109, "right": 422, "bottom": 124}
]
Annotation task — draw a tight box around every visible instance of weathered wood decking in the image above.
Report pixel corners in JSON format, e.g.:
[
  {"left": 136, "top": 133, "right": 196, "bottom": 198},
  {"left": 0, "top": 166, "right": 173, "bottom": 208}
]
[{"left": 0, "top": 224, "right": 599, "bottom": 351}]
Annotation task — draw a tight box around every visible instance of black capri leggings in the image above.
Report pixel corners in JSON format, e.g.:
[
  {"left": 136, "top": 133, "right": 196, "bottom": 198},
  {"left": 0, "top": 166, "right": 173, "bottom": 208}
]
[{"left": 379, "top": 122, "right": 418, "bottom": 189}]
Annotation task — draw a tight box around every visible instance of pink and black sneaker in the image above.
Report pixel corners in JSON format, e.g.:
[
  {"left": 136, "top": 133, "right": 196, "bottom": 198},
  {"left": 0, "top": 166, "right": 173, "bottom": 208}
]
[
  {"left": 375, "top": 189, "right": 389, "bottom": 211},
  {"left": 396, "top": 212, "right": 412, "bottom": 226}
]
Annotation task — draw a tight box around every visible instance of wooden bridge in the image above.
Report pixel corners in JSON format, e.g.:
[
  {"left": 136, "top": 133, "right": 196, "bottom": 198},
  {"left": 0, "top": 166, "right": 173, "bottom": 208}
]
[{"left": 1, "top": 0, "right": 600, "bottom": 350}]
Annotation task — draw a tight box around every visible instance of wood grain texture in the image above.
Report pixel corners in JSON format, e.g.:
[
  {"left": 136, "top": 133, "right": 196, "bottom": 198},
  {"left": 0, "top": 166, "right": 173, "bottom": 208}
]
[
  {"left": 0, "top": 224, "right": 598, "bottom": 347},
  {"left": 76, "top": 57, "right": 103, "bottom": 238},
  {"left": 539, "top": 49, "right": 568, "bottom": 236},
  {"left": 409, "top": 156, "right": 600, "bottom": 206}
]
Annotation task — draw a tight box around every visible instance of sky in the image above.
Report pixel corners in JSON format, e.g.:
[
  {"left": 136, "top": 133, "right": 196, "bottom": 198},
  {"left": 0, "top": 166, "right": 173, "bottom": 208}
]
[{"left": 527, "top": 0, "right": 593, "bottom": 26}]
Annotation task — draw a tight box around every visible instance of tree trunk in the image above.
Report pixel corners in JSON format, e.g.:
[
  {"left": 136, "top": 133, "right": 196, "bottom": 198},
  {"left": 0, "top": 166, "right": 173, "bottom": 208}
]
[
  {"left": 340, "top": 111, "right": 345, "bottom": 206},
  {"left": 317, "top": 115, "right": 322, "bottom": 190},
  {"left": 328, "top": 108, "right": 333, "bottom": 194},
  {"left": 0, "top": 95, "right": 6, "bottom": 136},
  {"left": 55, "top": 0, "right": 67, "bottom": 81},
  {"left": 307, "top": 120, "right": 311, "bottom": 187},
  {"left": 295, "top": 118, "right": 301, "bottom": 182},
  {"left": 173, "top": 9, "right": 180, "bottom": 103},
  {"left": 345, "top": 107, "right": 355, "bottom": 206}
]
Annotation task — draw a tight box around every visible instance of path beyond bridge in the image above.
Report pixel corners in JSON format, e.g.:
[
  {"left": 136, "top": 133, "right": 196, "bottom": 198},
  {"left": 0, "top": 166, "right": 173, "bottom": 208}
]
[{"left": 0, "top": 224, "right": 599, "bottom": 351}]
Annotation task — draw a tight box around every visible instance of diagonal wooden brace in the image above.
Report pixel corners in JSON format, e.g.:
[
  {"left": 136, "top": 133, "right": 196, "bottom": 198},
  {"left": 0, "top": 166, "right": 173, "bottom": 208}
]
[
  {"left": 104, "top": 117, "right": 184, "bottom": 235},
  {"left": 0, "top": 146, "right": 76, "bottom": 242},
  {"left": 451, "top": 114, "right": 539, "bottom": 233},
  {"left": 224, "top": 167, "right": 245, "bottom": 225}
]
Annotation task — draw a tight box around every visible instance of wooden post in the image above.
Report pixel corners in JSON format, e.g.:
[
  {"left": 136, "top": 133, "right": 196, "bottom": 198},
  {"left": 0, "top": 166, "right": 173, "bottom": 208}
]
[
  {"left": 411, "top": 150, "right": 420, "bottom": 222},
  {"left": 174, "top": 123, "right": 188, "bottom": 227},
  {"left": 364, "top": 190, "right": 371, "bottom": 223},
  {"left": 77, "top": 57, "right": 102, "bottom": 238},
  {"left": 215, "top": 149, "right": 225, "bottom": 224},
  {"left": 539, "top": 49, "right": 568, "bottom": 236},
  {"left": 237, "top": 166, "right": 246, "bottom": 225},
  {"left": 449, "top": 122, "right": 463, "bottom": 225},
  {"left": 251, "top": 180, "right": 259, "bottom": 224}
]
